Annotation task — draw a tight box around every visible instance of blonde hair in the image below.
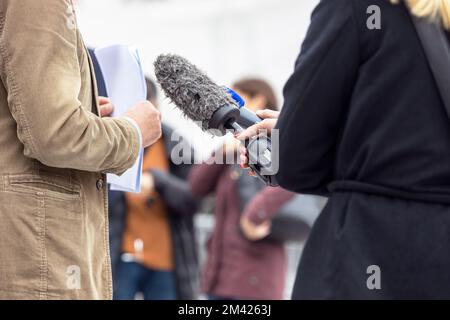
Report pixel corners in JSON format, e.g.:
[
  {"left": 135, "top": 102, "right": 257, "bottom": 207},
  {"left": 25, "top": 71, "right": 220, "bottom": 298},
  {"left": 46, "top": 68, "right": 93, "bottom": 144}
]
[{"left": 391, "top": 0, "right": 450, "bottom": 29}]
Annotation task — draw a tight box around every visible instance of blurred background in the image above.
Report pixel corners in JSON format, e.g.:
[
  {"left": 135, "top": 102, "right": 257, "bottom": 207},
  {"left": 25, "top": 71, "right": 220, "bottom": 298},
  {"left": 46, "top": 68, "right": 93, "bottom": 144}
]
[
  {"left": 76, "top": 0, "right": 322, "bottom": 300},
  {"left": 76, "top": 0, "right": 318, "bottom": 155}
]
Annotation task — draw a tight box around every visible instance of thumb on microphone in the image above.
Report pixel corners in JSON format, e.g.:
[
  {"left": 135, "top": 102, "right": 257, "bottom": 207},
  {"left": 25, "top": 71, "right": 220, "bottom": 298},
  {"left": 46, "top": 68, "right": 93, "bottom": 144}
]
[
  {"left": 235, "top": 109, "right": 279, "bottom": 141},
  {"left": 235, "top": 118, "right": 277, "bottom": 141}
]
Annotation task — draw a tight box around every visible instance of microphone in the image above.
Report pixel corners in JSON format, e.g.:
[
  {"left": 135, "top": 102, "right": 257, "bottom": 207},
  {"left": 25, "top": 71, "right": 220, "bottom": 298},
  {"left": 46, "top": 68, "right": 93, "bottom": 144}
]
[{"left": 154, "top": 54, "right": 278, "bottom": 186}]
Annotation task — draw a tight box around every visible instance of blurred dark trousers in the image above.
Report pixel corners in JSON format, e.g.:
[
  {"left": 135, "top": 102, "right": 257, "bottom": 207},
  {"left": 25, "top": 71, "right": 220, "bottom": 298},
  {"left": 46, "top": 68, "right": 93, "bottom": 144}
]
[{"left": 114, "top": 260, "right": 177, "bottom": 300}]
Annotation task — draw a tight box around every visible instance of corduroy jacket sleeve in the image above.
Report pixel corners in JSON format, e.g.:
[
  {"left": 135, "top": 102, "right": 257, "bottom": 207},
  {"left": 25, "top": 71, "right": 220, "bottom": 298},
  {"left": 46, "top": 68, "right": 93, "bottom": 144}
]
[{"left": 0, "top": 0, "right": 139, "bottom": 175}]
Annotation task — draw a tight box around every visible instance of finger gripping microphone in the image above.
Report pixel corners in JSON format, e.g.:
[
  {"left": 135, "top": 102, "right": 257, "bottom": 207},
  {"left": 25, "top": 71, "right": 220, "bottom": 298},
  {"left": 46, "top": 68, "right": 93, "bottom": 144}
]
[{"left": 154, "top": 54, "right": 278, "bottom": 186}]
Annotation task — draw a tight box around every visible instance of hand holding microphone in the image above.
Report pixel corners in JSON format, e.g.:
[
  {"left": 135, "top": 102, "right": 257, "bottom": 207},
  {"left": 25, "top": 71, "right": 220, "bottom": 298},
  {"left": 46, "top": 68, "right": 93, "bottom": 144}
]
[
  {"left": 154, "top": 54, "right": 278, "bottom": 186},
  {"left": 236, "top": 109, "right": 279, "bottom": 172}
]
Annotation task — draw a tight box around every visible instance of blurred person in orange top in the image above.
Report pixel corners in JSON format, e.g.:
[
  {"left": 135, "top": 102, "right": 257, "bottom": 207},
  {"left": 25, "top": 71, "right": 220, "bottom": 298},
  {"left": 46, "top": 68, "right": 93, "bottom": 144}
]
[
  {"left": 109, "top": 78, "right": 199, "bottom": 300},
  {"left": 189, "top": 78, "right": 296, "bottom": 300}
]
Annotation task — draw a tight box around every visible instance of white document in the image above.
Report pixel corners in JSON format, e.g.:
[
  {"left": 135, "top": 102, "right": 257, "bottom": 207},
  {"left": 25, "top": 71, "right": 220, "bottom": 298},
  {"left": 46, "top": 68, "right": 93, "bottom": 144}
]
[{"left": 94, "top": 45, "right": 146, "bottom": 193}]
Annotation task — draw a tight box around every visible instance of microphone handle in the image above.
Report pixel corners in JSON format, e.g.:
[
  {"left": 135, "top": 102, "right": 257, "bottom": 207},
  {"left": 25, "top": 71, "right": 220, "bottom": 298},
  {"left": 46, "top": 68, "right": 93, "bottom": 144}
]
[
  {"left": 236, "top": 107, "right": 263, "bottom": 129},
  {"left": 246, "top": 136, "right": 279, "bottom": 187},
  {"left": 223, "top": 107, "right": 278, "bottom": 186}
]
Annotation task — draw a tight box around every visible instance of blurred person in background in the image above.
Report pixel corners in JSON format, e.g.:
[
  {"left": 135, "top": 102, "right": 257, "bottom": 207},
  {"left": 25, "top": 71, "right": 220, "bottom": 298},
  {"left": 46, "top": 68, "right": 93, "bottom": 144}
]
[
  {"left": 109, "top": 78, "right": 199, "bottom": 300},
  {"left": 189, "top": 78, "right": 295, "bottom": 300},
  {"left": 238, "top": 0, "right": 450, "bottom": 299}
]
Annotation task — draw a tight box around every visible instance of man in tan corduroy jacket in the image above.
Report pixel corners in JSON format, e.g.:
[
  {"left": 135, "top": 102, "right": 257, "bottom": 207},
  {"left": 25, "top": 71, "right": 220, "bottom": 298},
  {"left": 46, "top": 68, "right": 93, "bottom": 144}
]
[{"left": 0, "top": 0, "right": 162, "bottom": 299}]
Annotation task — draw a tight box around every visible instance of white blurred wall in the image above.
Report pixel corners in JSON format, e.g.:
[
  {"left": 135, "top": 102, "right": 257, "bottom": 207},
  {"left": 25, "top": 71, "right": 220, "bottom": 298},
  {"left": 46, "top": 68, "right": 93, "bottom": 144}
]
[{"left": 76, "top": 0, "right": 318, "bottom": 155}]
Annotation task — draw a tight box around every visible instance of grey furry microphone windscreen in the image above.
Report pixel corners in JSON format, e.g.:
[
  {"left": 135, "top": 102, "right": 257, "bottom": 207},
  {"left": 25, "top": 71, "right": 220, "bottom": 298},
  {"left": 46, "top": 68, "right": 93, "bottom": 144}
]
[{"left": 154, "top": 54, "right": 238, "bottom": 131}]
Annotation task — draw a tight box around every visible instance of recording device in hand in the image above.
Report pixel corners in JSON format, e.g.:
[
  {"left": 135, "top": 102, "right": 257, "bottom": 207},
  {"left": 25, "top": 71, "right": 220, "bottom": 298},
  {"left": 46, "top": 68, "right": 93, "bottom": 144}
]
[{"left": 154, "top": 54, "right": 278, "bottom": 186}]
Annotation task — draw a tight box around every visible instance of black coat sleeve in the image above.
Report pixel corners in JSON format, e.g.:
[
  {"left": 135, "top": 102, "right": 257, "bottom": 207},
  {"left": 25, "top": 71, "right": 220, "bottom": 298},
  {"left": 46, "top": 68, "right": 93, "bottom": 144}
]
[{"left": 275, "top": 0, "right": 360, "bottom": 196}]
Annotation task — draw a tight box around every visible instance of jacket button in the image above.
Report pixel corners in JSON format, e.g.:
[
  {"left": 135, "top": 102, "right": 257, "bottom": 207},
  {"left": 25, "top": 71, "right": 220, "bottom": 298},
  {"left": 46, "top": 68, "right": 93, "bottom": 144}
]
[{"left": 96, "top": 179, "right": 104, "bottom": 190}]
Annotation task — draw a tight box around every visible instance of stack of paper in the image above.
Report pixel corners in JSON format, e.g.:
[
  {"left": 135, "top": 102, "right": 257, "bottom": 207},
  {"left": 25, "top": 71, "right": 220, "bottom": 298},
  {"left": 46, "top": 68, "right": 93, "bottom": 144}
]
[{"left": 94, "top": 45, "right": 146, "bottom": 193}]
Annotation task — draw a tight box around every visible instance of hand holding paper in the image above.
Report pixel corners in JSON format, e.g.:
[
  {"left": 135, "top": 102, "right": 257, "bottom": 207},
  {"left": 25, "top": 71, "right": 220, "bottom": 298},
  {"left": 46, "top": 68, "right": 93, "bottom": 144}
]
[
  {"left": 94, "top": 45, "right": 147, "bottom": 193},
  {"left": 123, "top": 101, "right": 162, "bottom": 148},
  {"left": 98, "top": 97, "right": 115, "bottom": 117}
]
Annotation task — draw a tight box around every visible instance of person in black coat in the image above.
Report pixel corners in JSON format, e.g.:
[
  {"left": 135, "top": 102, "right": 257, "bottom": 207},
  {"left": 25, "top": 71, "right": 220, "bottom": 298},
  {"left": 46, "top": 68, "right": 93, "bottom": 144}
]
[{"left": 239, "top": 0, "right": 450, "bottom": 299}]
